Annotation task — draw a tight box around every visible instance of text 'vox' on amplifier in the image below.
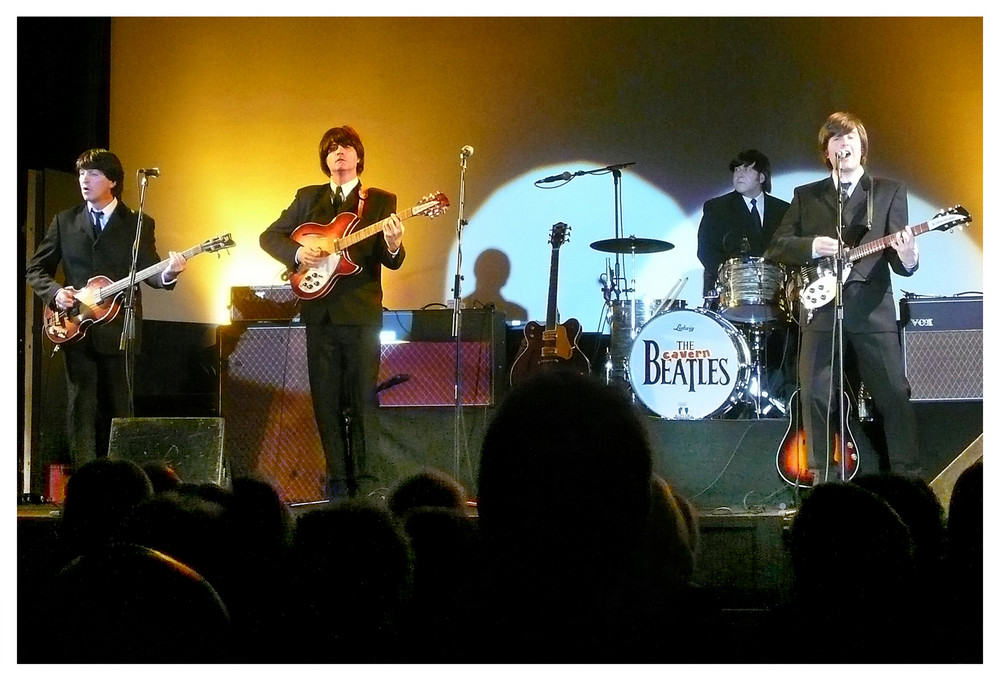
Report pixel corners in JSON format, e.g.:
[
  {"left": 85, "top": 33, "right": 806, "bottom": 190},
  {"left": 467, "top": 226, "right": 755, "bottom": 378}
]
[{"left": 899, "top": 295, "right": 982, "bottom": 402}]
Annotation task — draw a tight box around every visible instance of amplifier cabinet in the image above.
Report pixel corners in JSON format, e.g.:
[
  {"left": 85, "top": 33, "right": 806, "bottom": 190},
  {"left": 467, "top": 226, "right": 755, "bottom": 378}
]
[
  {"left": 899, "top": 295, "right": 982, "bottom": 402},
  {"left": 230, "top": 285, "right": 300, "bottom": 322},
  {"left": 220, "top": 308, "right": 505, "bottom": 502}
]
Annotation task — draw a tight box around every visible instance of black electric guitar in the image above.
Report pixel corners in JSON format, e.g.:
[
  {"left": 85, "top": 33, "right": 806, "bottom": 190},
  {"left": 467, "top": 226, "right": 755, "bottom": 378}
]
[
  {"left": 509, "top": 222, "right": 591, "bottom": 385},
  {"left": 43, "top": 233, "right": 236, "bottom": 345},
  {"left": 798, "top": 205, "right": 971, "bottom": 310},
  {"left": 776, "top": 389, "right": 859, "bottom": 488}
]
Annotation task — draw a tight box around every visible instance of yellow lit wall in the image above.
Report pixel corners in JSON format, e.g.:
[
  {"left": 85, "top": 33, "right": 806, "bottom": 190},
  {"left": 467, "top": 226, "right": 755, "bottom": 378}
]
[{"left": 109, "top": 17, "right": 982, "bottom": 325}]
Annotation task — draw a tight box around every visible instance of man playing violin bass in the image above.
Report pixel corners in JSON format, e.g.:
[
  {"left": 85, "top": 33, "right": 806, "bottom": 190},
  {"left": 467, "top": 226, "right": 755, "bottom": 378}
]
[
  {"left": 765, "top": 111, "right": 922, "bottom": 482},
  {"left": 260, "top": 125, "right": 404, "bottom": 500},
  {"left": 26, "top": 149, "right": 187, "bottom": 468}
]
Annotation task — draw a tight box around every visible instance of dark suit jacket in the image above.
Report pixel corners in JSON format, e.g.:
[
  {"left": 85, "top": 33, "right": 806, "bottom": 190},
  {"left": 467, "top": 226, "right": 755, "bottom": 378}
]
[
  {"left": 26, "top": 201, "right": 173, "bottom": 354},
  {"left": 259, "top": 183, "right": 404, "bottom": 327},
  {"left": 697, "top": 190, "right": 790, "bottom": 295},
  {"left": 764, "top": 173, "right": 916, "bottom": 333}
]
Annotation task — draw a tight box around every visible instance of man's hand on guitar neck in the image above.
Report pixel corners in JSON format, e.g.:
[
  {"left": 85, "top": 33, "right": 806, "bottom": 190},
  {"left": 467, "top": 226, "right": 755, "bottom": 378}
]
[
  {"left": 383, "top": 213, "right": 404, "bottom": 253},
  {"left": 889, "top": 225, "right": 918, "bottom": 270}
]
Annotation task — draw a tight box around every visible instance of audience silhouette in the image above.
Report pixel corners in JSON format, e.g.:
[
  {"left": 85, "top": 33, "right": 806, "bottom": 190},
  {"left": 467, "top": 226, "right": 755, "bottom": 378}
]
[{"left": 16, "top": 404, "right": 983, "bottom": 663}]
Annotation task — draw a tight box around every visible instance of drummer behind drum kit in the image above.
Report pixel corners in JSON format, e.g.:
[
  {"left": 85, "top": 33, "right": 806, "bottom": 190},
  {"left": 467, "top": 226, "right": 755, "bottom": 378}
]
[{"left": 592, "top": 236, "right": 794, "bottom": 421}]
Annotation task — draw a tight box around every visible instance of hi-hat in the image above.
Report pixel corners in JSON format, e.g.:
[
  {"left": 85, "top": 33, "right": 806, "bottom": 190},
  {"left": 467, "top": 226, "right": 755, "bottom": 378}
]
[{"left": 590, "top": 237, "right": 674, "bottom": 254}]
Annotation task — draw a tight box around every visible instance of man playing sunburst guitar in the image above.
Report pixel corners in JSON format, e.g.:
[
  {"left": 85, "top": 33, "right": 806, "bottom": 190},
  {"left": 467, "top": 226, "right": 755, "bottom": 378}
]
[
  {"left": 260, "top": 125, "right": 404, "bottom": 500},
  {"left": 766, "top": 112, "right": 922, "bottom": 484},
  {"left": 26, "top": 149, "right": 187, "bottom": 468}
]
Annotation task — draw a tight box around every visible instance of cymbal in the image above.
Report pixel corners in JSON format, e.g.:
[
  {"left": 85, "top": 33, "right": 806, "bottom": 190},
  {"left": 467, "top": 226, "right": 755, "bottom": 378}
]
[{"left": 589, "top": 237, "right": 674, "bottom": 254}]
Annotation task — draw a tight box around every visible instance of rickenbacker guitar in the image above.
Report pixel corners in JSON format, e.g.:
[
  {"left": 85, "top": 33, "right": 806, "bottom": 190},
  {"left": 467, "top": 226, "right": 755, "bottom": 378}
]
[
  {"left": 798, "top": 205, "right": 971, "bottom": 310},
  {"left": 288, "top": 192, "right": 449, "bottom": 300},
  {"left": 42, "top": 233, "right": 236, "bottom": 345},
  {"left": 776, "top": 389, "right": 859, "bottom": 488},
  {"left": 509, "top": 222, "right": 591, "bottom": 386}
]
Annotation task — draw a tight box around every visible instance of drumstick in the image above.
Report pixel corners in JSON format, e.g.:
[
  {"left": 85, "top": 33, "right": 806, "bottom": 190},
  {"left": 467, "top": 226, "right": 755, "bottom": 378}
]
[{"left": 652, "top": 277, "right": 688, "bottom": 317}]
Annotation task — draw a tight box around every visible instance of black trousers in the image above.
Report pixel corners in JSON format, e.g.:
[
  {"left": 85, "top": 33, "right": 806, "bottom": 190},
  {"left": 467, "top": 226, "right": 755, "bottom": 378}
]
[
  {"left": 62, "top": 340, "right": 129, "bottom": 466},
  {"left": 799, "top": 327, "right": 921, "bottom": 478},
  {"left": 305, "top": 320, "right": 382, "bottom": 497}
]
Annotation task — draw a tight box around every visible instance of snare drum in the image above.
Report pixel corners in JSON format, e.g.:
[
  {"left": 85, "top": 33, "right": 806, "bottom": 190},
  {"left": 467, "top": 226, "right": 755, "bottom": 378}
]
[
  {"left": 628, "top": 308, "right": 750, "bottom": 419},
  {"left": 716, "top": 257, "right": 787, "bottom": 323}
]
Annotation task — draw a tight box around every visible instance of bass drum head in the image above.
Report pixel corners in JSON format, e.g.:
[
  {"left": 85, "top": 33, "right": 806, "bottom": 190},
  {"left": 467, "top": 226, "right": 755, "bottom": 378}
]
[{"left": 628, "top": 308, "right": 750, "bottom": 419}]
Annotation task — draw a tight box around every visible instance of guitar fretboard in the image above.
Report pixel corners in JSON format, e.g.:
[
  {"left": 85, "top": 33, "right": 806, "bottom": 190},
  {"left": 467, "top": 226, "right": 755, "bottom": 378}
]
[
  {"left": 545, "top": 244, "right": 562, "bottom": 331},
  {"left": 99, "top": 243, "right": 212, "bottom": 299},
  {"left": 336, "top": 204, "right": 422, "bottom": 250}
]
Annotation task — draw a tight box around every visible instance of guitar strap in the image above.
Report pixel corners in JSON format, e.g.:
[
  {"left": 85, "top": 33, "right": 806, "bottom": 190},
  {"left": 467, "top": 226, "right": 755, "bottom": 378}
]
[
  {"left": 357, "top": 186, "right": 368, "bottom": 222},
  {"left": 866, "top": 176, "right": 873, "bottom": 232}
]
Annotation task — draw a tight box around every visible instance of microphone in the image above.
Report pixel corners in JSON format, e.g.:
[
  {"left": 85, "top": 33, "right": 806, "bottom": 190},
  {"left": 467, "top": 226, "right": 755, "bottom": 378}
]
[
  {"left": 460, "top": 145, "right": 474, "bottom": 158},
  {"left": 138, "top": 168, "right": 161, "bottom": 177},
  {"left": 538, "top": 171, "right": 572, "bottom": 183},
  {"left": 598, "top": 273, "right": 611, "bottom": 302},
  {"left": 835, "top": 149, "right": 851, "bottom": 159}
]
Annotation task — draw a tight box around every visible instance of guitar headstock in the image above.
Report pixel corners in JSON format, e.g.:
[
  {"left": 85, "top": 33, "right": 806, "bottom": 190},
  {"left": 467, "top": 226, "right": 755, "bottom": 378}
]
[
  {"left": 204, "top": 233, "right": 237, "bottom": 252},
  {"left": 549, "top": 222, "right": 570, "bottom": 248},
  {"left": 414, "top": 192, "right": 450, "bottom": 218},
  {"left": 929, "top": 205, "right": 972, "bottom": 233}
]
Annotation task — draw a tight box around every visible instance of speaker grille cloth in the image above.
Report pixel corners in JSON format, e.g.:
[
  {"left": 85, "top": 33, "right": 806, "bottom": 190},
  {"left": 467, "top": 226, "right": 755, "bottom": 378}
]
[
  {"left": 223, "top": 326, "right": 325, "bottom": 503},
  {"left": 905, "top": 329, "right": 983, "bottom": 400}
]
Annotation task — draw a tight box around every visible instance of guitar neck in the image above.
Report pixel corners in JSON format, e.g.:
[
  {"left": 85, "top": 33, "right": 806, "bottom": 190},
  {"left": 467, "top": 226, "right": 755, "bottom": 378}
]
[
  {"left": 545, "top": 245, "right": 561, "bottom": 330},
  {"left": 337, "top": 205, "right": 418, "bottom": 249},
  {"left": 100, "top": 243, "right": 209, "bottom": 298},
  {"left": 848, "top": 220, "right": 933, "bottom": 263}
]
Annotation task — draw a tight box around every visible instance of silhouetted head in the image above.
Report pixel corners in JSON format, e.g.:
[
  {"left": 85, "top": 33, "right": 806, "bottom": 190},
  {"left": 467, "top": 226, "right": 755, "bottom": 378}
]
[
  {"left": 478, "top": 370, "right": 653, "bottom": 569},
  {"left": 791, "top": 482, "right": 913, "bottom": 598},
  {"left": 61, "top": 459, "right": 154, "bottom": 556},
  {"left": 388, "top": 468, "right": 467, "bottom": 518}
]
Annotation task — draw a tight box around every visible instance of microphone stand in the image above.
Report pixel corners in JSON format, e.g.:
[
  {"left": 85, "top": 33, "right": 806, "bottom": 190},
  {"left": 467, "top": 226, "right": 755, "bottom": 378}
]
[
  {"left": 451, "top": 150, "right": 470, "bottom": 485},
  {"left": 119, "top": 171, "right": 155, "bottom": 417},
  {"left": 832, "top": 155, "right": 848, "bottom": 482},
  {"left": 609, "top": 164, "right": 634, "bottom": 393}
]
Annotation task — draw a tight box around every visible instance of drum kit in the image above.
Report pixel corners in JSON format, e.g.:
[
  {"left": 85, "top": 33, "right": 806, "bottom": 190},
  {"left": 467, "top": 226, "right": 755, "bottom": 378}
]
[{"left": 591, "top": 236, "right": 795, "bottom": 420}]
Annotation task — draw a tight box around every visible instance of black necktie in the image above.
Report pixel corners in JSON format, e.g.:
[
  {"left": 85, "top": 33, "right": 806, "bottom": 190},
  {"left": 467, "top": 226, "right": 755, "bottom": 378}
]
[
  {"left": 333, "top": 185, "right": 344, "bottom": 213},
  {"left": 92, "top": 210, "right": 103, "bottom": 239},
  {"left": 750, "top": 197, "right": 762, "bottom": 228},
  {"left": 840, "top": 181, "right": 852, "bottom": 202}
]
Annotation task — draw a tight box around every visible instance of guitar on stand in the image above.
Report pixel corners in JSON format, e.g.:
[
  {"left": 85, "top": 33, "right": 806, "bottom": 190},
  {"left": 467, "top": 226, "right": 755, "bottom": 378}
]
[{"left": 510, "top": 222, "right": 591, "bottom": 385}]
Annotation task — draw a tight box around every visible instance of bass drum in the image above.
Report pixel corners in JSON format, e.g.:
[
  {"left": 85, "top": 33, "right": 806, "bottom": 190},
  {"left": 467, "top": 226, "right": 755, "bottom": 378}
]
[{"left": 628, "top": 308, "right": 750, "bottom": 419}]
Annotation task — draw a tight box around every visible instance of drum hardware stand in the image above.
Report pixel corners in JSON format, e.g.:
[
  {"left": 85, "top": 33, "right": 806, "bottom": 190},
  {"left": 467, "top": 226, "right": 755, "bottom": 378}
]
[{"left": 740, "top": 321, "right": 786, "bottom": 418}]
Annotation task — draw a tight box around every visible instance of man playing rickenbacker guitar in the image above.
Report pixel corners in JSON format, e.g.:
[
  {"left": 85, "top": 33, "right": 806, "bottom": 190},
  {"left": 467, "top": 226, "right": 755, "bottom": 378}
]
[
  {"left": 26, "top": 149, "right": 188, "bottom": 468},
  {"left": 259, "top": 125, "right": 405, "bottom": 500},
  {"left": 765, "top": 112, "right": 923, "bottom": 484}
]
